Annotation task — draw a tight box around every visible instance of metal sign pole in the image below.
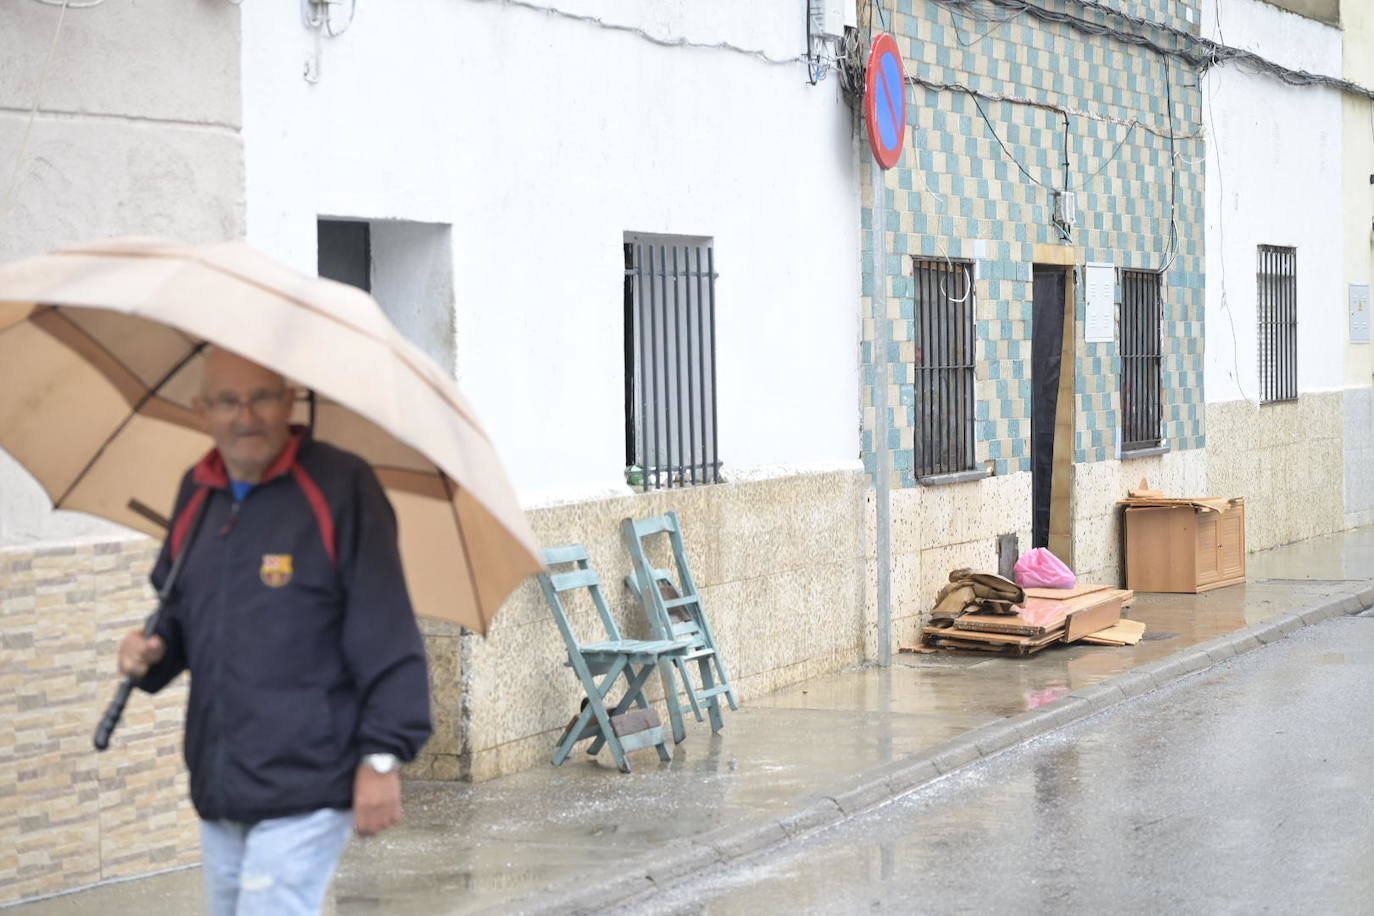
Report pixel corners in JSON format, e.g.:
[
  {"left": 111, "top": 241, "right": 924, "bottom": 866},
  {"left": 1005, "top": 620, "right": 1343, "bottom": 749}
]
[
  {"left": 871, "top": 153, "right": 892, "bottom": 668},
  {"left": 863, "top": 26, "right": 905, "bottom": 669}
]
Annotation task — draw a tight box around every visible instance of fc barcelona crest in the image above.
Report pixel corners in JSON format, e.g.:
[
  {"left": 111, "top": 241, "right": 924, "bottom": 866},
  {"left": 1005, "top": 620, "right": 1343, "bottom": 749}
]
[{"left": 260, "top": 554, "right": 293, "bottom": 588}]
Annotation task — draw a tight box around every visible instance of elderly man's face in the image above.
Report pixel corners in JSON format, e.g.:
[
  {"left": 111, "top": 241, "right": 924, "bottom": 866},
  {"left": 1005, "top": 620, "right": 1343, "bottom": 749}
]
[{"left": 195, "top": 350, "right": 296, "bottom": 483}]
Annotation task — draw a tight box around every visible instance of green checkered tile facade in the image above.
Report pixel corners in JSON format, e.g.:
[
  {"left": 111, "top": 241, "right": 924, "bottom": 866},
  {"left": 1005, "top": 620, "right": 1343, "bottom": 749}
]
[{"left": 861, "top": 0, "right": 1204, "bottom": 486}]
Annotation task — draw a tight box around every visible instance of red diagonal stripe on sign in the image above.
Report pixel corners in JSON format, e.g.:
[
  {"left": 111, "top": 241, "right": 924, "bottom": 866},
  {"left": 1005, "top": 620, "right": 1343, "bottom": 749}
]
[{"left": 879, "top": 63, "right": 901, "bottom": 149}]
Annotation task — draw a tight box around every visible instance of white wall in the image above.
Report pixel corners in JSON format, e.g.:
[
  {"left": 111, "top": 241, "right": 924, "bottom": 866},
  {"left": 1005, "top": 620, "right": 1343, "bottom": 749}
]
[
  {"left": 0, "top": 0, "right": 244, "bottom": 545},
  {"left": 1201, "top": 0, "right": 1343, "bottom": 404},
  {"left": 239, "top": 0, "right": 860, "bottom": 503}
]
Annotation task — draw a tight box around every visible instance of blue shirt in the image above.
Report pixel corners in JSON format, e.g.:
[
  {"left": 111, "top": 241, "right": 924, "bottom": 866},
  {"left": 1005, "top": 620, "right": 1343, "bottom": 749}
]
[{"left": 230, "top": 479, "right": 256, "bottom": 503}]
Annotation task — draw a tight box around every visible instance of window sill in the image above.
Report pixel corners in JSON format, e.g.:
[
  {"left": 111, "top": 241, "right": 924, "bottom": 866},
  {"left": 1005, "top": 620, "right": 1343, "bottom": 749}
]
[
  {"left": 918, "top": 468, "right": 993, "bottom": 487},
  {"left": 1120, "top": 444, "right": 1170, "bottom": 460}
]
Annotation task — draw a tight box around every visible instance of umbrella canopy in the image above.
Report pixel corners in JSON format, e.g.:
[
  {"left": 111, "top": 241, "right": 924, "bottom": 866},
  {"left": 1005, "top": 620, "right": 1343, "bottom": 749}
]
[{"left": 0, "top": 237, "right": 542, "bottom": 634}]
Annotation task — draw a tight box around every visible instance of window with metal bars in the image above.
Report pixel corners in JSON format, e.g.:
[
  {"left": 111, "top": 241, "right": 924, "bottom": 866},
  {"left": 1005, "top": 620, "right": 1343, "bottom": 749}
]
[
  {"left": 1120, "top": 269, "right": 1163, "bottom": 451},
  {"left": 912, "top": 257, "right": 976, "bottom": 479},
  {"left": 623, "top": 235, "right": 719, "bottom": 490},
  {"left": 1257, "top": 245, "right": 1297, "bottom": 404}
]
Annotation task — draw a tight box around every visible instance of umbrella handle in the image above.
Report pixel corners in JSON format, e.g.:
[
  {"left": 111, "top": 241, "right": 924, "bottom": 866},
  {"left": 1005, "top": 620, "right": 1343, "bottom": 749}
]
[
  {"left": 91, "top": 483, "right": 210, "bottom": 753},
  {"left": 94, "top": 678, "right": 136, "bottom": 751}
]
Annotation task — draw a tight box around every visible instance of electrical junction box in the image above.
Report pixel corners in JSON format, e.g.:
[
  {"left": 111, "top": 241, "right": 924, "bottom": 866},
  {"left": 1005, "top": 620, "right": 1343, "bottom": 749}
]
[
  {"left": 809, "top": 0, "right": 847, "bottom": 39},
  {"left": 1053, "top": 190, "right": 1076, "bottom": 230},
  {"left": 1351, "top": 283, "right": 1370, "bottom": 344}
]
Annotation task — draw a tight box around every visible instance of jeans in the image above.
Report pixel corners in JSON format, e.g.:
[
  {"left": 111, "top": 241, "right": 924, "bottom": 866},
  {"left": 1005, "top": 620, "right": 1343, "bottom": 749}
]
[{"left": 200, "top": 808, "right": 355, "bottom": 916}]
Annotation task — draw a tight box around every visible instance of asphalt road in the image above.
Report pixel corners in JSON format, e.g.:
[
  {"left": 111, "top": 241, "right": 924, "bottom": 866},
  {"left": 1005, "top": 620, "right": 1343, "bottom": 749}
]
[{"left": 627, "top": 613, "right": 1374, "bottom": 916}]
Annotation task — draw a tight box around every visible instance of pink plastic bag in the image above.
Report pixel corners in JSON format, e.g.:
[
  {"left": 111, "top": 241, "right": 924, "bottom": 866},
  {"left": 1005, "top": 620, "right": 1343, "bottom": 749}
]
[{"left": 1014, "top": 548, "right": 1077, "bottom": 589}]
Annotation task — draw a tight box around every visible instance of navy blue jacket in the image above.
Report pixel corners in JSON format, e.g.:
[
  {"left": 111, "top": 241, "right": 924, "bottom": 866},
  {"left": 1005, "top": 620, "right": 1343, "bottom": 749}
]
[{"left": 140, "top": 430, "right": 432, "bottom": 822}]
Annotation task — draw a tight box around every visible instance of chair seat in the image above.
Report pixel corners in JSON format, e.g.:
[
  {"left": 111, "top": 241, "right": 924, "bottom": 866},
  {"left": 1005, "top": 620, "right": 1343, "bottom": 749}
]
[{"left": 578, "top": 638, "right": 692, "bottom": 661}]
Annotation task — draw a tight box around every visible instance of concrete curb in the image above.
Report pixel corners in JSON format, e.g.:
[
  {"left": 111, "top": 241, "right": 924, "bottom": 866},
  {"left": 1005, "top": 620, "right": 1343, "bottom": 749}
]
[{"left": 507, "top": 585, "right": 1374, "bottom": 915}]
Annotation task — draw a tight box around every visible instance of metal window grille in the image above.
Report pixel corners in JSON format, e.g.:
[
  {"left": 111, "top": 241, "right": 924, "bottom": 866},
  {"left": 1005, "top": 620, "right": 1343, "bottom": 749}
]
[
  {"left": 913, "top": 257, "right": 976, "bottom": 478},
  {"left": 1257, "top": 245, "right": 1297, "bottom": 404},
  {"left": 1120, "top": 269, "right": 1162, "bottom": 451},
  {"left": 624, "top": 236, "right": 720, "bottom": 490}
]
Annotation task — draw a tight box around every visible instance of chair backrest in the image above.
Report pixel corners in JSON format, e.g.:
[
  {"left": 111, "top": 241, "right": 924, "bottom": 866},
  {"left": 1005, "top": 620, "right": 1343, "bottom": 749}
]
[
  {"left": 621, "top": 512, "right": 705, "bottom": 644},
  {"left": 624, "top": 567, "right": 705, "bottom": 646},
  {"left": 537, "top": 544, "right": 621, "bottom": 653}
]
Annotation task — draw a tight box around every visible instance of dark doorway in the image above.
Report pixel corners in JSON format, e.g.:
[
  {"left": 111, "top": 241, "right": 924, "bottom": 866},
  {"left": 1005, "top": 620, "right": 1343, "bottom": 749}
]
[
  {"left": 317, "top": 219, "right": 371, "bottom": 292},
  {"left": 1031, "top": 267, "right": 1068, "bottom": 550}
]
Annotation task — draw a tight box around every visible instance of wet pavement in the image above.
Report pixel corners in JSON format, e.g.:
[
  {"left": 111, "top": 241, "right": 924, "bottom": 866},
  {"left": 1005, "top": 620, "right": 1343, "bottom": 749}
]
[
  {"left": 636, "top": 614, "right": 1374, "bottom": 915},
  {"left": 10, "top": 526, "right": 1374, "bottom": 915}
]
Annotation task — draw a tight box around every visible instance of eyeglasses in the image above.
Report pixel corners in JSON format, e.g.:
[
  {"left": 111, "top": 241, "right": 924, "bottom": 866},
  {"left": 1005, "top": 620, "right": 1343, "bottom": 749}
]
[{"left": 203, "top": 389, "right": 289, "bottom": 418}]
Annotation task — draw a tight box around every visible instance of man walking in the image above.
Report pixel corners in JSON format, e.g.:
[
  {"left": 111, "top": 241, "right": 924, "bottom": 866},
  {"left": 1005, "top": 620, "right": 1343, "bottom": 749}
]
[{"left": 118, "top": 348, "right": 432, "bottom": 916}]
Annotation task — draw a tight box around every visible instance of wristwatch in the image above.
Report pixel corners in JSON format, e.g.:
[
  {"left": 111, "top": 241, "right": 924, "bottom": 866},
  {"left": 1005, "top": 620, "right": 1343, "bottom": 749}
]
[{"left": 362, "top": 753, "right": 400, "bottom": 775}]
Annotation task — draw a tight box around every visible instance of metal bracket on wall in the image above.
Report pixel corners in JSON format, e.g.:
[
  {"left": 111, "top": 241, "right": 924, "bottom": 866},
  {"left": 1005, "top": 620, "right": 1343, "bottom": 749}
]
[{"left": 303, "top": 0, "right": 356, "bottom": 34}]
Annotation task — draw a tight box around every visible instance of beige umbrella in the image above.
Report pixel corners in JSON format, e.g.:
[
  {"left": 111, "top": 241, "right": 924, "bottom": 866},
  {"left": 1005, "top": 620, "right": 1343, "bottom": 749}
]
[{"left": 0, "top": 236, "right": 542, "bottom": 634}]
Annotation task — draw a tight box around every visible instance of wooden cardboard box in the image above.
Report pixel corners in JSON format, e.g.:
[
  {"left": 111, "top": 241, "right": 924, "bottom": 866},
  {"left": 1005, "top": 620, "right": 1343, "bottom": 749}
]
[{"left": 1123, "top": 498, "right": 1245, "bottom": 593}]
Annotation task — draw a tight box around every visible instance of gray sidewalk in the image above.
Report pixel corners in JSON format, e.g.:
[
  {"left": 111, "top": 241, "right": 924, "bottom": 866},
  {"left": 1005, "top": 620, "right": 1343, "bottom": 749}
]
[{"left": 11, "top": 527, "right": 1374, "bottom": 915}]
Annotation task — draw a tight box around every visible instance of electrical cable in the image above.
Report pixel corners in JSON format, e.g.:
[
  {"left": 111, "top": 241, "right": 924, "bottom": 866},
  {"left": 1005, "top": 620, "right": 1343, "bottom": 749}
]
[
  {"left": 1060, "top": 110, "right": 1070, "bottom": 195},
  {"left": 28, "top": 0, "right": 102, "bottom": 7},
  {"left": 914, "top": 167, "right": 974, "bottom": 304},
  {"left": 1204, "top": 3, "right": 1254, "bottom": 405},
  {"left": 904, "top": 74, "right": 1203, "bottom": 142},
  {"left": 806, "top": 0, "right": 817, "bottom": 86},
  {"left": 2, "top": 0, "right": 70, "bottom": 226},
  {"left": 1157, "top": 51, "right": 1179, "bottom": 274},
  {"left": 1071, "top": 121, "right": 1135, "bottom": 191},
  {"left": 464, "top": 0, "right": 807, "bottom": 68},
  {"left": 944, "top": 0, "right": 1024, "bottom": 48},
  {"left": 937, "top": 0, "right": 1374, "bottom": 101},
  {"left": 966, "top": 91, "right": 1055, "bottom": 189}
]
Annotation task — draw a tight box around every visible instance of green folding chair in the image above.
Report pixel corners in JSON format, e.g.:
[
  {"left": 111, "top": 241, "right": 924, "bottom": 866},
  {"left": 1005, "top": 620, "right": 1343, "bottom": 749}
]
[
  {"left": 537, "top": 544, "right": 691, "bottom": 773},
  {"left": 621, "top": 512, "right": 739, "bottom": 743}
]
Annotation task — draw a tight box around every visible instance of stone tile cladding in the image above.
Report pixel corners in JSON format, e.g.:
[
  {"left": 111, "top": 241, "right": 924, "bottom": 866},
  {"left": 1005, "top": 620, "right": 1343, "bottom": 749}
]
[
  {"left": 0, "top": 536, "right": 469, "bottom": 902},
  {"left": 861, "top": 0, "right": 1206, "bottom": 488},
  {"left": 0, "top": 538, "right": 198, "bottom": 907}
]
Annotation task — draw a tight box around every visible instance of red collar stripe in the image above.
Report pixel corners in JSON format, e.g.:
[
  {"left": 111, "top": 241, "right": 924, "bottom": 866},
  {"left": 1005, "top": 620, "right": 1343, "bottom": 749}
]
[
  {"left": 170, "top": 486, "right": 210, "bottom": 561},
  {"left": 191, "top": 427, "right": 308, "bottom": 490},
  {"left": 291, "top": 464, "right": 337, "bottom": 566}
]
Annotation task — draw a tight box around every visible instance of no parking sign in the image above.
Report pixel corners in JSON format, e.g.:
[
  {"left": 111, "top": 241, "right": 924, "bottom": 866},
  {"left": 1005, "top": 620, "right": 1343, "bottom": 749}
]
[{"left": 865, "top": 33, "right": 906, "bottom": 170}]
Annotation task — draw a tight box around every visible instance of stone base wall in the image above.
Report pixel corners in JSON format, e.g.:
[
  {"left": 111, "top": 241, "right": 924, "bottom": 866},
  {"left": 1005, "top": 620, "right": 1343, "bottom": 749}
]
[
  {"left": 1071, "top": 450, "right": 1209, "bottom": 586},
  {"left": 1207, "top": 394, "right": 1347, "bottom": 552},
  {"left": 456, "top": 467, "right": 869, "bottom": 782},
  {"left": 885, "top": 472, "right": 1033, "bottom": 650},
  {"left": 0, "top": 538, "right": 198, "bottom": 908},
  {"left": 1345, "top": 388, "right": 1374, "bottom": 530}
]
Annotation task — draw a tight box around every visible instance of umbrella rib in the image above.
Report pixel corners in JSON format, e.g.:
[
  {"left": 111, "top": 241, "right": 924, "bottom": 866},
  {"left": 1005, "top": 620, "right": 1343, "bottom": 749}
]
[
  {"left": 33, "top": 306, "right": 156, "bottom": 409},
  {"left": 53, "top": 339, "right": 208, "bottom": 510},
  {"left": 439, "top": 470, "right": 486, "bottom": 635}
]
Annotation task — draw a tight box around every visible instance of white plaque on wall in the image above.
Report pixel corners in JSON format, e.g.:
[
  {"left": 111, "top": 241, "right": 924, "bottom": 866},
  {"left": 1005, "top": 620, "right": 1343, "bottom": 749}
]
[
  {"left": 1084, "top": 262, "right": 1115, "bottom": 343},
  {"left": 1352, "top": 283, "right": 1371, "bottom": 344}
]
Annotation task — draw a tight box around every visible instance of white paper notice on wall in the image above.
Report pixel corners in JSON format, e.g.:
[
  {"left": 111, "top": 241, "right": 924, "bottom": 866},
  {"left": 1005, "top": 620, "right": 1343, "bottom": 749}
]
[{"left": 1084, "top": 262, "right": 1115, "bottom": 343}]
